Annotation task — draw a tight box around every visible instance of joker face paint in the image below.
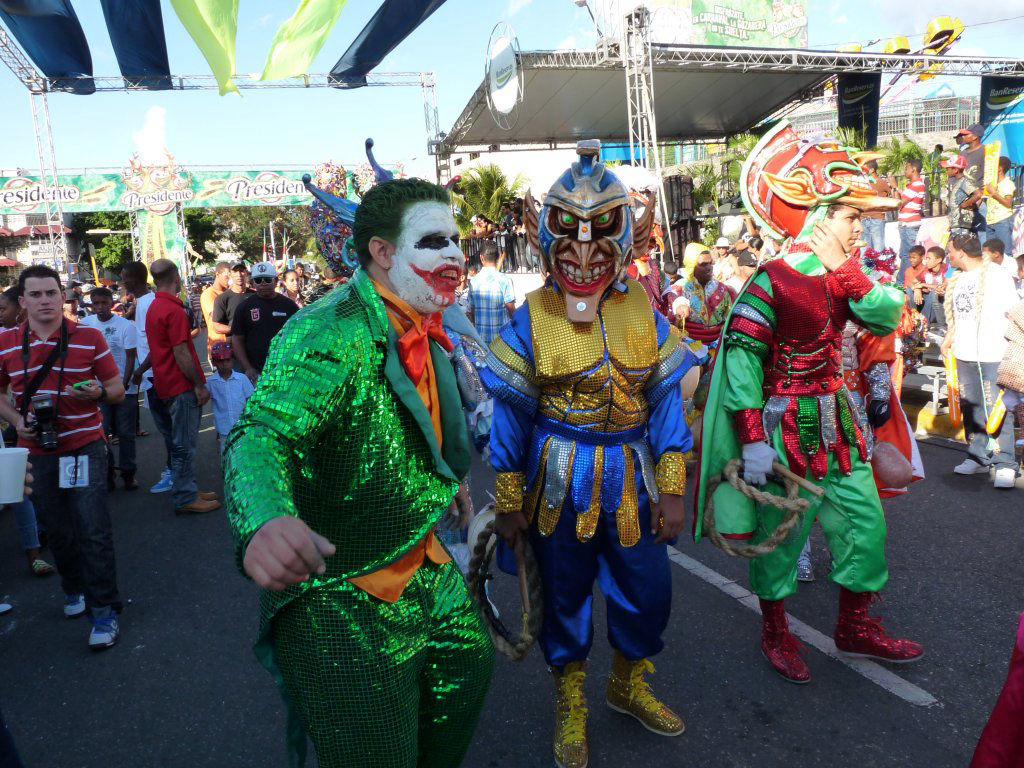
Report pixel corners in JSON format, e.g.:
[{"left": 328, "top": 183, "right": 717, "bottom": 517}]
[{"left": 389, "top": 201, "right": 465, "bottom": 315}]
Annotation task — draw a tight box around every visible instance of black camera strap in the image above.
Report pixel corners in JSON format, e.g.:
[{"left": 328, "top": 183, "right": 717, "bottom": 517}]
[{"left": 19, "top": 320, "right": 69, "bottom": 419}]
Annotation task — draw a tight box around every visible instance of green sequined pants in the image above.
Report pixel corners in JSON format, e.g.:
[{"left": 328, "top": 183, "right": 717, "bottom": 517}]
[
  {"left": 272, "top": 560, "right": 494, "bottom": 768},
  {"left": 749, "top": 453, "right": 889, "bottom": 601}
]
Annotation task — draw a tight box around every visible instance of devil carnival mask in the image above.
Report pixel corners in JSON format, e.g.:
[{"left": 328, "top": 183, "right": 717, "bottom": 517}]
[
  {"left": 524, "top": 141, "right": 655, "bottom": 323},
  {"left": 387, "top": 201, "right": 465, "bottom": 315}
]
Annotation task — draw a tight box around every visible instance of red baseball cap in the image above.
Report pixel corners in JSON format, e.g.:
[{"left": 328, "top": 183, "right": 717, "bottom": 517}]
[{"left": 940, "top": 155, "right": 967, "bottom": 170}]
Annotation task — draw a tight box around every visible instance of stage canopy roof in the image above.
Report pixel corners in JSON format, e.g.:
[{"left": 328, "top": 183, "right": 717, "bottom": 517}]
[{"left": 437, "top": 45, "right": 1024, "bottom": 154}]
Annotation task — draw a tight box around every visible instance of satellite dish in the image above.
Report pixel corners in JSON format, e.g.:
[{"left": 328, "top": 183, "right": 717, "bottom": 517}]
[{"left": 485, "top": 21, "right": 523, "bottom": 131}]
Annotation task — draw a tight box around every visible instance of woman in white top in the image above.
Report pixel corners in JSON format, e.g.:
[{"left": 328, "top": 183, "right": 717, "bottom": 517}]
[{"left": 940, "top": 233, "right": 1020, "bottom": 488}]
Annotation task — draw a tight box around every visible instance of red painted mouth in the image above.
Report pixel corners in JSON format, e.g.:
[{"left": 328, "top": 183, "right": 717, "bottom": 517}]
[
  {"left": 412, "top": 263, "right": 463, "bottom": 300},
  {"left": 555, "top": 256, "right": 614, "bottom": 295}
]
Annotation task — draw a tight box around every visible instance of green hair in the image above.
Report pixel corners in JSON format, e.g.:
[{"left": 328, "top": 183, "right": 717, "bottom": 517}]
[{"left": 353, "top": 178, "right": 451, "bottom": 268}]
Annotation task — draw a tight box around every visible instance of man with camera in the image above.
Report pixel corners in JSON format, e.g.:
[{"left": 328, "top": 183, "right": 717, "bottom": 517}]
[{"left": 0, "top": 265, "right": 126, "bottom": 650}]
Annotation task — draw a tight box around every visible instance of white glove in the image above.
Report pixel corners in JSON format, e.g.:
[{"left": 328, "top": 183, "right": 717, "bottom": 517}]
[{"left": 742, "top": 441, "right": 777, "bottom": 486}]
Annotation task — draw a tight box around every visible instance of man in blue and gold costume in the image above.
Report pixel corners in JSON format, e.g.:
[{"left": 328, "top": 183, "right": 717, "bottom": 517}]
[{"left": 483, "top": 142, "right": 697, "bottom": 768}]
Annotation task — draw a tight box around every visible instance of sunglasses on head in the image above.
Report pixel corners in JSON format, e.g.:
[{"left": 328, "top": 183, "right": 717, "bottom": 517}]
[{"left": 252, "top": 276, "right": 274, "bottom": 285}]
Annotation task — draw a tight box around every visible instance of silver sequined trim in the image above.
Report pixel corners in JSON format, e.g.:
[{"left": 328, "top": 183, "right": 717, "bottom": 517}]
[
  {"left": 845, "top": 387, "right": 873, "bottom": 459},
  {"left": 762, "top": 395, "right": 789, "bottom": 440},
  {"left": 629, "top": 440, "right": 659, "bottom": 505},
  {"left": 645, "top": 342, "right": 689, "bottom": 394},
  {"left": 865, "top": 362, "right": 891, "bottom": 405},
  {"left": 731, "top": 302, "right": 772, "bottom": 329},
  {"left": 543, "top": 438, "right": 574, "bottom": 511},
  {"left": 818, "top": 393, "right": 837, "bottom": 451},
  {"left": 485, "top": 351, "right": 539, "bottom": 400}
]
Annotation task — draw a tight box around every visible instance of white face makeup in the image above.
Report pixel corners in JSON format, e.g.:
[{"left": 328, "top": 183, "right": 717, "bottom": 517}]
[{"left": 389, "top": 201, "right": 465, "bottom": 314}]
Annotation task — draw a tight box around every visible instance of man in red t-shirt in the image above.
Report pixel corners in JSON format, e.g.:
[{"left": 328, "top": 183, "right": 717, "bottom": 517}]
[
  {"left": 146, "top": 259, "right": 219, "bottom": 516},
  {"left": 0, "top": 265, "right": 126, "bottom": 650}
]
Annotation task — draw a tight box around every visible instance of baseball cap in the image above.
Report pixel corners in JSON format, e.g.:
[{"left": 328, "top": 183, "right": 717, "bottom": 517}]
[
  {"left": 251, "top": 262, "right": 277, "bottom": 279},
  {"left": 955, "top": 123, "right": 984, "bottom": 138},
  {"left": 230, "top": 260, "right": 248, "bottom": 271},
  {"left": 715, "top": 237, "right": 730, "bottom": 248},
  {"left": 210, "top": 341, "right": 233, "bottom": 361},
  {"left": 940, "top": 155, "right": 967, "bottom": 170}
]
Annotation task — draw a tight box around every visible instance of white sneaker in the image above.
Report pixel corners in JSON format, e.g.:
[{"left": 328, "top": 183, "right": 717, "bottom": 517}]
[
  {"left": 63, "top": 593, "right": 86, "bottom": 618},
  {"left": 994, "top": 468, "right": 1017, "bottom": 489},
  {"left": 0, "top": 602, "right": 11, "bottom": 615},
  {"left": 88, "top": 614, "right": 119, "bottom": 651},
  {"left": 149, "top": 468, "right": 172, "bottom": 494},
  {"left": 953, "top": 459, "right": 989, "bottom": 475}
]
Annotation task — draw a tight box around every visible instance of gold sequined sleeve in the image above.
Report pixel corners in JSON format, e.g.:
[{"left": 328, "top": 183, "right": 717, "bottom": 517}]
[
  {"left": 655, "top": 452, "right": 687, "bottom": 497},
  {"left": 222, "top": 312, "right": 353, "bottom": 573},
  {"left": 495, "top": 471, "right": 525, "bottom": 516}
]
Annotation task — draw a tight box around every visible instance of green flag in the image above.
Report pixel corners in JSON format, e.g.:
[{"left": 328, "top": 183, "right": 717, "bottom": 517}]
[
  {"left": 170, "top": 0, "right": 239, "bottom": 95},
  {"left": 260, "top": 0, "right": 348, "bottom": 81}
]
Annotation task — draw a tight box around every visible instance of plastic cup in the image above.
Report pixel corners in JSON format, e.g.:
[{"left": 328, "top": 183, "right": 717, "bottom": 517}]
[{"left": 0, "top": 447, "right": 29, "bottom": 505}]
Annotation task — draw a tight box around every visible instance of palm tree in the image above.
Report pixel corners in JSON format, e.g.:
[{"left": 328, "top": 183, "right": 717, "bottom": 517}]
[
  {"left": 450, "top": 164, "right": 527, "bottom": 236},
  {"left": 878, "top": 136, "right": 924, "bottom": 177}
]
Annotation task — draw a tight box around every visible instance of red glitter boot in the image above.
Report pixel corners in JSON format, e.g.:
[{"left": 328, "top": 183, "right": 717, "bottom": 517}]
[
  {"left": 833, "top": 588, "right": 923, "bottom": 663},
  {"left": 759, "top": 599, "right": 810, "bottom": 684}
]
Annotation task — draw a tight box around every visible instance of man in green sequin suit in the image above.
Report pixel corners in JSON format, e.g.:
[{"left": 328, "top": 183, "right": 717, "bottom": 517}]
[{"left": 224, "top": 178, "right": 493, "bottom": 768}]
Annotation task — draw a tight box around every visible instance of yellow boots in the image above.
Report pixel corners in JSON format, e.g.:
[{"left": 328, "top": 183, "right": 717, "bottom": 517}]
[
  {"left": 605, "top": 652, "right": 685, "bottom": 736},
  {"left": 552, "top": 662, "right": 589, "bottom": 768}
]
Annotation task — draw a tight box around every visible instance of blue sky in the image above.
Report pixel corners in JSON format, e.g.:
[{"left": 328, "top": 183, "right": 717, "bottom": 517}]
[{"left": 1, "top": 0, "right": 1022, "bottom": 179}]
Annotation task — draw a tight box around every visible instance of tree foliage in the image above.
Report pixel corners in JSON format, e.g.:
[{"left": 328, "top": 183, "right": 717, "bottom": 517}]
[
  {"left": 183, "top": 209, "right": 217, "bottom": 262},
  {"left": 209, "top": 205, "right": 313, "bottom": 263},
  {"left": 450, "top": 164, "right": 527, "bottom": 235},
  {"left": 71, "top": 211, "right": 133, "bottom": 272}
]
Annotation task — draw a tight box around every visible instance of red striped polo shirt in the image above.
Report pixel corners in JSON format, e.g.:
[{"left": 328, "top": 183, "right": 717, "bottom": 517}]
[
  {"left": 899, "top": 178, "right": 926, "bottom": 224},
  {"left": 0, "top": 321, "right": 119, "bottom": 455}
]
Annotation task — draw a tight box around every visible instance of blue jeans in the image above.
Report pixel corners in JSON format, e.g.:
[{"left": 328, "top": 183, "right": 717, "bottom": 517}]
[
  {"left": 146, "top": 387, "right": 173, "bottom": 473},
  {"left": 986, "top": 217, "right": 1013, "bottom": 251},
  {"left": 11, "top": 498, "right": 40, "bottom": 551},
  {"left": 0, "top": 705, "right": 24, "bottom": 768},
  {"left": 862, "top": 217, "right": 886, "bottom": 251},
  {"left": 30, "top": 439, "right": 120, "bottom": 616},
  {"left": 100, "top": 400, "right": 136, "bottom": 476},
  {"left": 957, "top": 359, "right": 1017, "bottom": 471},
  {"left": 168, "top": 390, "right": 201, "bottom": 508},
  {"left": 897, "top": 223, "right": 920, "bottom": 279}
]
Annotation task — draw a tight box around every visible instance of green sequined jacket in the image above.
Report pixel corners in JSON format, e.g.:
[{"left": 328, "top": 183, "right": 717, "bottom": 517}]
[{"left": 223, "top": 268, "right": 471, "bottom": 620}]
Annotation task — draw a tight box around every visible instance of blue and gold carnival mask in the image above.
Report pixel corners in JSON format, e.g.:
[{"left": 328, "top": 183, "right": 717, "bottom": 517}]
[{"left": 524, "top": 140, "right": 656, "bottom": 323}]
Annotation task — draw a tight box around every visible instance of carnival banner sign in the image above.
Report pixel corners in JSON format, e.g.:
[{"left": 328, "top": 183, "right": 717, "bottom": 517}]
[
  {"left": 0, "top": 166, "right": 355, "bottom": 215},
  {"left": 836, "top": 72, "right": 882, "bottom": 149},
  {"left": 980, "top": 75, "right": 1024, "bottom": 166},
  {"left": 689, "top": 0, "right": 808, "bottom": 47}
]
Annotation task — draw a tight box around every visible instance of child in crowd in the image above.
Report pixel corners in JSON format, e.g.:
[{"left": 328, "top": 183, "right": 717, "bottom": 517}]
[
  {"left": 982, "top": 238, "right": 1016, "bottom": 277},
  {"left": 206, "top": 341, "right": 254, "bottom": 455},
  {"left": 912, "top": 246, "right": 948, "bottom": 327},
  {"left": 902, "top": 245, "right": 927, "bottom": 292}
]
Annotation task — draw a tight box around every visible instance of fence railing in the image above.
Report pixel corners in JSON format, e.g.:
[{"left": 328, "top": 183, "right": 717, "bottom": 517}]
[{"left": 461, "top": 233, "right": 538, "bottom": 273}]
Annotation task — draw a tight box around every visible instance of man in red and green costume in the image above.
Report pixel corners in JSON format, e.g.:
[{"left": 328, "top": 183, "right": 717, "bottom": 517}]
[{"left": 695, "top": 123, "right": 924, "bottom": 684}]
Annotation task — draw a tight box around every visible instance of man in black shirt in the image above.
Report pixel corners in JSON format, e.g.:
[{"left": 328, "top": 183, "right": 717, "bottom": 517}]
[
  {"left": 212, "top": 262, "right": 253, "bottom": 336},
  {"left": 230, "top": 262, "right": 298, "bottom": 382}
]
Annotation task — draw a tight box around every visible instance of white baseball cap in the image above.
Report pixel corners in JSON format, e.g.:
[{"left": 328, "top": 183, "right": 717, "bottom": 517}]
[
  {"left": 715, "top": 237, "right": 730, "bottom": 247},
  {"left": 250, "top": 261, "right": 277, "bottom": 279}
]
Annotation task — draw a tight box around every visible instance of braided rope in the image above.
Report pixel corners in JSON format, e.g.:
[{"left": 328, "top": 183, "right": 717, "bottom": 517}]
[
  {"left": 702, "top": 459, "right": 811, "bottom": 559},
  {"left": 467, "top": 518, "right": 544, "bottom": 661}
]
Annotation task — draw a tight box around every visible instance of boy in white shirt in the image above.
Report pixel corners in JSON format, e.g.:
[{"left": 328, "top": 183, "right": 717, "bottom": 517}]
[
  {"left": 206, "top": 342, "right": 253, "bottom": 455},
  {"left": 82, "top": 287, "right": 139, "bottom": 490}
]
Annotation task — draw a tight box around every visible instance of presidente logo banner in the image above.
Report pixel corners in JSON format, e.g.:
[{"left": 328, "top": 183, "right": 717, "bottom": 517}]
[{"left": 0, "top": 166, "right": 356, "bottom": 215}]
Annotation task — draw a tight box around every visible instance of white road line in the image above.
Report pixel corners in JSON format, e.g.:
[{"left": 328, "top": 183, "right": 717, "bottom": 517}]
[
  {"left": 666, "top": 546, "right": 939, "bottom": 708},
  {"left": 199, "top": 426, "right": 215, "bottom": 434}
]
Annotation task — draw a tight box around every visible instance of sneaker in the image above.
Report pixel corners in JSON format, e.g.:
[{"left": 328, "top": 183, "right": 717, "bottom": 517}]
[
  {"left": 63, "top": 593, "right": 86, "bottom": 619},
  {"left": 88, "top": 614, "right": 119, "bottom": 651},
  {"left": 953, "top": 458, "right": 989, "bottom": 475},
  {"left": 174, "top": 498, "right": 221, "bottom": 516},
  {"left": 149, "top": 468, "right": 172, "bottom": 493},
  {"left": 0, "top": 602, "right": 11, "bottom": 616},
  {"left": 796, "top": 555, "right": 815, "bottom": 582},
  {"left": 994, "top": 468, "right": 1017, "bottom": 489}
]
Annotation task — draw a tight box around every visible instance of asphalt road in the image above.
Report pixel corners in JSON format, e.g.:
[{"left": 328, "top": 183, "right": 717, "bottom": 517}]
[{"left": 0, "top": 402, "right": 1020, "bottom": 768}]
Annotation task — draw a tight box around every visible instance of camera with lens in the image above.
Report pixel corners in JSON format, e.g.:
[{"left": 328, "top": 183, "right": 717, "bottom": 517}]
[{"left": 30, "top": 394, "right": 58, "bottom": 452}]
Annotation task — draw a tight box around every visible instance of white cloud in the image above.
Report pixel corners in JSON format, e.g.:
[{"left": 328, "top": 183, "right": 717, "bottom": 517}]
[
  {"left": 835, "top": 14, "right": 847, "bottom": 24},
  {"left": 555, "top": 34, "right": 578, "bottom": 50},
  {"left": 505, "top": 0, "right": 533, "bottom": 17},
  {"left": 131, "top": 106, "right": 168, "bottom": 166}
]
